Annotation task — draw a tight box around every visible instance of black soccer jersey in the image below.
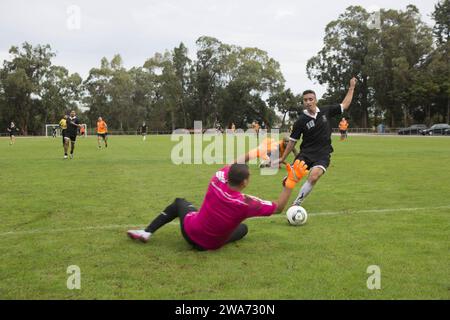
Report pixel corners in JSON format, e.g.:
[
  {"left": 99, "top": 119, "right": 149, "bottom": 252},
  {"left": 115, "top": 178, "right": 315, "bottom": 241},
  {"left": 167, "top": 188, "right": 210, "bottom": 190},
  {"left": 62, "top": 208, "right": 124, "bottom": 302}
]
[
  {"left": 290, "top": 104, "right": 343, "bottom": 159},
  {"left": 66, "top": 116, "right": 80, "bottom": 136},
  {"left": 7, "top": 125, "right": 18, "bottom": 135}
]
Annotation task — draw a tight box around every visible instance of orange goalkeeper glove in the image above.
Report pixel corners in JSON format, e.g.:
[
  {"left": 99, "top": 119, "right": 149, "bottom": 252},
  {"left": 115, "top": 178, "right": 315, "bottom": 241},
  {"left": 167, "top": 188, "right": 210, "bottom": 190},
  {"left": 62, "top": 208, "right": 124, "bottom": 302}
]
[{"left": 284, "top": 160, "right": 309, "bottom": 189}]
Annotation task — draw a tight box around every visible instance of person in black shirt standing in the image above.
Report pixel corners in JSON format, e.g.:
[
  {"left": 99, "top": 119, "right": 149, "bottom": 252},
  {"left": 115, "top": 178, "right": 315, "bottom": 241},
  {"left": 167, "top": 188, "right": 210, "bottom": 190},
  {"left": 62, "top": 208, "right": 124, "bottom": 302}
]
[
  {"left": 140, "top": 121, "right": 147, "bottom": 141},
  {"left": 7, "top": 121, "right": 19, "bottom": 145},
  {"left": 65, "top": 110, "right": 82, "bottom": 159},
  {"left": 275, "top": 77, "right": 356, "bottom": 206}
]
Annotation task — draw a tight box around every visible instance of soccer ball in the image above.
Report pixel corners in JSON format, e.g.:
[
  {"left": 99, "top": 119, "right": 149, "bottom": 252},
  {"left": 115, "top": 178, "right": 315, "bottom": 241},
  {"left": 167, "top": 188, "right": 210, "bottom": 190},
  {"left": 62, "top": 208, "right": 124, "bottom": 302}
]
[
  {"left": 259, "top": 159, "right": 271, "bottom": 168},
  {"left": 286, "top": 206, "right": 308, "bottom": 226}
]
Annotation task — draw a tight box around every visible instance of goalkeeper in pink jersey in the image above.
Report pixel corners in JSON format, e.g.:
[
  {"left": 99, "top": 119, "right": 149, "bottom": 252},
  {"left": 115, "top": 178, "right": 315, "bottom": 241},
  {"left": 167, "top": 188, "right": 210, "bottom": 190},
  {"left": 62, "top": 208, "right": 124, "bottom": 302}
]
[{"left": 127, "top": 153, "right": 308, "bottom": 251}]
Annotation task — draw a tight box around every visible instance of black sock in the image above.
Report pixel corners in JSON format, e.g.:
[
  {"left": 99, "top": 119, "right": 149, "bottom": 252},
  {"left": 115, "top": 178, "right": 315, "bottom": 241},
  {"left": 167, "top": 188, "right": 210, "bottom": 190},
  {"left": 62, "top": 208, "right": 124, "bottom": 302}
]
[{"left": 145, "top": 201, "right": 179, "bottom": 233}]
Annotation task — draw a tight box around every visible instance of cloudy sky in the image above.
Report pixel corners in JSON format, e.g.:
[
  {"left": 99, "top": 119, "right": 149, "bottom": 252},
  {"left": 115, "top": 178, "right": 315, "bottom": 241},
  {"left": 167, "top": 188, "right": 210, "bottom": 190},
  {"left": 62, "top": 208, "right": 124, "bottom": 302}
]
[{"left": 0, "top": 0, "right": 437, "bottom": 98}]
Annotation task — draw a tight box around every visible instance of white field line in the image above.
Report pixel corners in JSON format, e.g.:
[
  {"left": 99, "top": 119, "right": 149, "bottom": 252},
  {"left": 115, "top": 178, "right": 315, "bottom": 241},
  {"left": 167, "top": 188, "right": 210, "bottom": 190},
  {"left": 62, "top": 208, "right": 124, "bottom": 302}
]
[{"left": 0, "top": 205, "right": 449, "bottom": 237}]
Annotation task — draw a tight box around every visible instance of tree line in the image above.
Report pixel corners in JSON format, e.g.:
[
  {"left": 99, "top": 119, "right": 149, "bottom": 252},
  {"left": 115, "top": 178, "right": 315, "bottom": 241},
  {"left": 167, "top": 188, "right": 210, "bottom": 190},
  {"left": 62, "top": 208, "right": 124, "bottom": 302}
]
[
  {"left": 0, "top": 2, "right": 448, "bottom": 135},
  {"left": 307, "top": 2, "right": 449, "bottom": 128}
]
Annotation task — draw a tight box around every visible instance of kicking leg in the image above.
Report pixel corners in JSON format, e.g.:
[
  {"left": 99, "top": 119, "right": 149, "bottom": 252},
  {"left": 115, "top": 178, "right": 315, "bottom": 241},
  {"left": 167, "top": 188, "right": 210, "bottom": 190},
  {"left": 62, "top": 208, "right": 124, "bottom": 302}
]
[{"left": 292, "top": 166, "right": 325, "bottom": 206}]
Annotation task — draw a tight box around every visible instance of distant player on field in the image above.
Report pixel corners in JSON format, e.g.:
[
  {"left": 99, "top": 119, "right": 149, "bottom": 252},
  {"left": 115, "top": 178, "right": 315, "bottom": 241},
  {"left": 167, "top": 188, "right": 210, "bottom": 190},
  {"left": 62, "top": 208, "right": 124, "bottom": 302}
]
[
  {"left": 59, "top": 115, "right": 69, "bottom": 157},
  {"left": 96, "top": 117, "right": 108, "bottom": 148},
  {"left": 7, "top": 121, "right": 19, "bottom": 145},
  {"left": 65, "top": 110, "right": 82, "bottom": 159},
  {"left": 79, "top": 125, "right": 86, "bottom": 137},
  {"left": 274, "top": 77, "right": 356, "bottom": 206},
  {"left": 127, "top": 154, "right": 309, "bottom": 250},
  {"left": 339, "top": 117, "right": 349, "bottom": 141},
  {"left": 140, "top": 121, "right": 147, "bottom": 141}
]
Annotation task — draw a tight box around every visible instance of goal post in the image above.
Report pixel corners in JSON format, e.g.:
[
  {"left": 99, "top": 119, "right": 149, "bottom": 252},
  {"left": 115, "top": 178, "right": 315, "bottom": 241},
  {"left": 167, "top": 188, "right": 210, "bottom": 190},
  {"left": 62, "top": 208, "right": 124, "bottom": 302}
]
[
  {"left": 45, "top": 124, "right": 61, "bottom": 137},
  {"left": 45, "top": 124, "right": 88, "bottom": 137}
]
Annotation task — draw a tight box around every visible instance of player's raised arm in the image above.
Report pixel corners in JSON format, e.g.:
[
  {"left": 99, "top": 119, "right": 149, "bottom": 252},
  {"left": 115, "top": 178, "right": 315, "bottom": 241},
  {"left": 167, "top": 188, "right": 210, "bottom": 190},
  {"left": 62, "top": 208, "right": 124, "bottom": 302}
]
[{"left": 341, "top": 77, "right": 357, "bottom": 110}]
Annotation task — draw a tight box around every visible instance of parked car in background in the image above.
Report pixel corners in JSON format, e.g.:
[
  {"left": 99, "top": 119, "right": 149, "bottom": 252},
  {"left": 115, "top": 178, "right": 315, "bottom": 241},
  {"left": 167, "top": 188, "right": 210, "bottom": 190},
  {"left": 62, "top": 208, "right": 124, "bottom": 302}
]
[
  {"left": 419, "top": 123, "right": 450, "bottom": 135},
  {"left": 398, "top": 124, "right": 427, "bottom": 135}
]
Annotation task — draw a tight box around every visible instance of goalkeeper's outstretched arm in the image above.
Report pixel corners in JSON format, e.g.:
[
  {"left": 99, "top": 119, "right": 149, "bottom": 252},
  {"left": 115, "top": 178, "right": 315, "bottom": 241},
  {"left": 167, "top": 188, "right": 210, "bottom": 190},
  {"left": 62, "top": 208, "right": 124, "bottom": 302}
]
[
  {"left": 273, "top": 186, "right": 293, "bottom": 214},
  {"left": 273, "top": 160, "right": 309, "bottom": 213}
]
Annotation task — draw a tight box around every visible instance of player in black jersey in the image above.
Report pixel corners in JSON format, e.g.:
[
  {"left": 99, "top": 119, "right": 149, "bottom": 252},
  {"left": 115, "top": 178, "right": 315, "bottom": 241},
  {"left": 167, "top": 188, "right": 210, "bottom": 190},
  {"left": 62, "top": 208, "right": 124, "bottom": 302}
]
[
  {"left": 140, "top": 121, "right": 147, "bottom": 141},
  {"left": 7, "top": 121, "right": 19, "bottom": 145},
  {"left": 276, "top": 77, "right": 356, "bottom": 206},
  {"left": 65, "top": 110, "right": 83, "bottom": 159}
]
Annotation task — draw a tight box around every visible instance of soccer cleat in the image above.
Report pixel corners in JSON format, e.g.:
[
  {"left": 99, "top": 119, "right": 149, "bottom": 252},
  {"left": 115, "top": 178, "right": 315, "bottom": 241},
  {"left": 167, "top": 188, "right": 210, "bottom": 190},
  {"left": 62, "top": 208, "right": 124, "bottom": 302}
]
[
  {"left": 69, "top": 153, "right": 73, "bottom": 159},
  {"left": 64, "top": 155, "right": 68, "bottom": 159},
  {"left": 292, "top": 194, "right": 304, "bottom": 206},
  {"left": 127, "top": 230, "right": 151, "bottom": 243}
]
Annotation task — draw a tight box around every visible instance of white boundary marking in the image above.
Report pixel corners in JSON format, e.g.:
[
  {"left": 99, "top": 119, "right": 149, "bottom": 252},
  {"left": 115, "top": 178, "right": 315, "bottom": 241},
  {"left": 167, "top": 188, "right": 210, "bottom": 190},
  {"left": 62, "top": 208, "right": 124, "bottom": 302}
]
[{"left": 0, "top": 205, "right": 449, "bottom": 238}]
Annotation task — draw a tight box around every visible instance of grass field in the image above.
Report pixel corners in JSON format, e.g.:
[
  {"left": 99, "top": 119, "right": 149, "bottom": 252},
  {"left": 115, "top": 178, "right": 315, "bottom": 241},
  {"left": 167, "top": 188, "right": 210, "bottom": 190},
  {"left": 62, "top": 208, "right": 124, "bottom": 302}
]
[{"left": 0, "top": 134, "right": 449, "bottom": 300}]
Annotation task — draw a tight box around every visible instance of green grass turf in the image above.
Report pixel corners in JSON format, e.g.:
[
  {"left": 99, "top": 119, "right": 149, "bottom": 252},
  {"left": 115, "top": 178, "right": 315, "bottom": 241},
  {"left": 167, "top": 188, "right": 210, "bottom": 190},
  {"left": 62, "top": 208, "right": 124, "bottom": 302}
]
[{"left": 0, "top": 134, "right": 449, "bottom": 299}]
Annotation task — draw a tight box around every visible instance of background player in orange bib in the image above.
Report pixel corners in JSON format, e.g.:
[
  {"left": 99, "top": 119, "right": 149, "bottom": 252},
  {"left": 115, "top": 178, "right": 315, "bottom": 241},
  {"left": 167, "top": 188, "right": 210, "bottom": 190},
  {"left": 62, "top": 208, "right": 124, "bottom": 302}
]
[
  {"left": 339, "top": 117, "right": 349, "bottom": 141},
  {"left": 96, "top": 117, "right": 108, "bottom": 148}
]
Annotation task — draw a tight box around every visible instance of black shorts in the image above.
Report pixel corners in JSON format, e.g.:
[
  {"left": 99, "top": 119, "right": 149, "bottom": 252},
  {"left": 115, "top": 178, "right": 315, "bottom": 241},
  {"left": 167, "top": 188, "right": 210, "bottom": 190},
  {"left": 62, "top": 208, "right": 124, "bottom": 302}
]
[
  {"left": 174, "top": 198, "right": 206, "bottom": 251},
  {"left": 65, "top": 134, "right": 77, "bottom": 142},
  {"left": 97, "top": 133, "right": 108, "bottom": 138},
  {"left": 295, "top": 154, "right": 331, "bottom": 173}
]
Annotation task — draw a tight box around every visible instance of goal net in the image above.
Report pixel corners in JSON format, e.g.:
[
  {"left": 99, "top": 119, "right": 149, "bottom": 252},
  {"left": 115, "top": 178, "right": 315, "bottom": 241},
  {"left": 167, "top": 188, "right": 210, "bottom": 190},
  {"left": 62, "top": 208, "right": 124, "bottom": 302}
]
[
  {"left": 45, "top": 124, "right": 88, "bottom": 137},
  {"left": 45, "top": 124, "right": 61, "bottom": 137}
]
